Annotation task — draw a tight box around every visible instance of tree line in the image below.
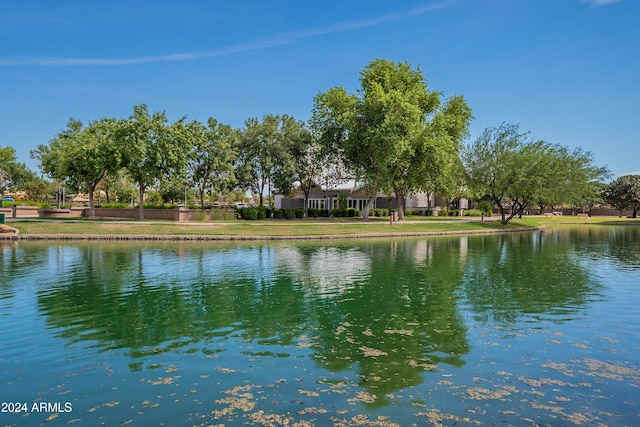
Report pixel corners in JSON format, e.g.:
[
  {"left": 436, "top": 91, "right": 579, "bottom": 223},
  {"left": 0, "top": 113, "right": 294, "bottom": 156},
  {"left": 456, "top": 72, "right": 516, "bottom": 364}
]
[{"left": 2, "top": 58, "right": 635, "bottom": 222}]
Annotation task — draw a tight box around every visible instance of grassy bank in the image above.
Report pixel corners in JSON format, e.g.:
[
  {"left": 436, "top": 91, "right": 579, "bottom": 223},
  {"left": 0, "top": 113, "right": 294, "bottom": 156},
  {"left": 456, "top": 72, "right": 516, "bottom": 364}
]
[
  {"left": 5, "top": 217, "right": 521, "bottom": 238},
  {"left": 2, "top": 215, "right": 636, "bottom": 240}
]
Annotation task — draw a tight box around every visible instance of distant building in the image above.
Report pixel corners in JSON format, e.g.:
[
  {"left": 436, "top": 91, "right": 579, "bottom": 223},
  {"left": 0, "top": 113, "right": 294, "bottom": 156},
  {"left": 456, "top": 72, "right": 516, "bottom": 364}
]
[{"left": 275, "top": 181, "right": 469, "bottom": 213}]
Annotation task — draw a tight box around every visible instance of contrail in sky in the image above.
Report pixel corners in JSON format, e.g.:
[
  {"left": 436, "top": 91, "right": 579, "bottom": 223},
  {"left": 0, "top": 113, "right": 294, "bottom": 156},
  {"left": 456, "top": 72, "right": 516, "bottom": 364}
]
[
  {"left": 0, "top": 2, "right": 453, "bottom": 66},
  {"left": 582, "top": 0, "right": 623, "bottom": 6}
]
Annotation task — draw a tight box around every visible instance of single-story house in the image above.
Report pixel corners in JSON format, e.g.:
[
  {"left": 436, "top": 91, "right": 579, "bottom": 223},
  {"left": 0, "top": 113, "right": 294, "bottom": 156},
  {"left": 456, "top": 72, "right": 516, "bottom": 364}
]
[{"left": 275, "top": 181, "right": 469, "bottom": 213}]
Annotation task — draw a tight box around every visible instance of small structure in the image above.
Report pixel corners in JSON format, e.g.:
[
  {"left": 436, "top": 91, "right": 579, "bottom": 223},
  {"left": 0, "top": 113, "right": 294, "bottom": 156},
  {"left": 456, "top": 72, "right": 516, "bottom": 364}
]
[{"left": 275, "top": 181, "right": 468, "bottom": 215}]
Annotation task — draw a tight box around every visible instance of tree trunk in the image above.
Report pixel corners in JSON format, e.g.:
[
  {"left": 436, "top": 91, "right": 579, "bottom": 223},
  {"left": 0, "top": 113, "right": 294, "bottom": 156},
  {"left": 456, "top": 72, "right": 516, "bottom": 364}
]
[
  {"left": 88, "top": 183, "right": 96, "bottom": 218},
  {"left": 303, "top": 187, "right": 310, "bottom": 217},
  {"left": 393, "top": 186, "right": 406, "bottom": 221},
  {"left": 138, "top": 183, "right": 145, "bottom": 220},
  {"left": 499, "top": 205, "right": 507, "bottom": 225},
  {"left": 538, "top": 202, "right": 546, "bottom": 216},
  {"left": 362, "top": 193, "right": 377, "bottom": 221},
  {"left": 361, "top": 179, "right": 379, "bottom": 221},
  {"left": 199, "top": 187, "right": 205, "bottom": 209}
]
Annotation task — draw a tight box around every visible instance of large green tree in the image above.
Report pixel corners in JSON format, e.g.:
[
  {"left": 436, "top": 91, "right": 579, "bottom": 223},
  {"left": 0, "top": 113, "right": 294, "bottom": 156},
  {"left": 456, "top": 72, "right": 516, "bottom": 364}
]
[
  {"left": 279, "top": 117, "right": 324, "bottom": 216},
  {"left": 534, "top": 145, "right": 609, "bottom": 214},
  {"left": 312, "top": 59, "right": 471, "bottom": 220},
  {"left": 463, "top": 123, "right": 545, "bottom": 224},
  {"left": 464, "top": 123, "right": 609, "bottom": 224},
  {"left": 604, "top": 174, "right": 640, "bottom": 218},
  {"left": 388, "top": 95, "right": 472, "bottom": 219},
  {"left": 186, "top": 118, "right": 237, "bottom": 209},
  {"left": 1, "top": 146, "right": 38, "bottom": 196},
  {"left": 33, "top": 117, "right": 122, "bottom": 217},
  {"left": 118, "top": 105, "right": 190, "bottom": 219},
  {"left": 236, "top": 114, "right": 295, "bottom": 208}
]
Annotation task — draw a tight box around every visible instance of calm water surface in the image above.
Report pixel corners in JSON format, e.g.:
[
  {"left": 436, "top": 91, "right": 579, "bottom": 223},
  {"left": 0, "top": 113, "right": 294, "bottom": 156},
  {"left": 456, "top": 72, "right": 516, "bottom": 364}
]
[{"left": 1, "top": 226, "right": 639, "bottom": 426}]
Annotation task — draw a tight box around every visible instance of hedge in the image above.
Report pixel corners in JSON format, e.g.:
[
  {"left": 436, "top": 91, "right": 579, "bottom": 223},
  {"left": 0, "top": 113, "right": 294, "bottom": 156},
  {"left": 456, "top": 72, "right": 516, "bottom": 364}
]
[{"left": 240, "top": 207, "right": 258, "bottom": 220}]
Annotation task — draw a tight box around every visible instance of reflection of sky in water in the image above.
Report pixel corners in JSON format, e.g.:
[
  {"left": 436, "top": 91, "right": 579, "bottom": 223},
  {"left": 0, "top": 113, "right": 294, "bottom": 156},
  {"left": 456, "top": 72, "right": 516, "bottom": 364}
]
[
  {"left": 409, "top": 237, "right": 468, "bottom": 268},
  {"left": 273, "top": 246, "right": 371, "bottom": 297}
]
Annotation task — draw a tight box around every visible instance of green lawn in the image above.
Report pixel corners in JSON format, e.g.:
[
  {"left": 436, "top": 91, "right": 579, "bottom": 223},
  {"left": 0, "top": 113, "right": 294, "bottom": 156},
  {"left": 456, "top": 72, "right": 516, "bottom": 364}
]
[
  {"left": 5, "top": 217, "right": 521, "bottom": 237},
  {"left": 4, "top": 215, "right": 636, "bottom": 239},
  {"left": 509, "top": 215, "right": 639, "bottom": 227}
]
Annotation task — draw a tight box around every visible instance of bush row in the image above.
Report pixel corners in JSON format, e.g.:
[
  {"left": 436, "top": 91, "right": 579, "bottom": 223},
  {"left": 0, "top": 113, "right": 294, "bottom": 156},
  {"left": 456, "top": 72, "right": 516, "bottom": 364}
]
[
  {"left": 238, "top": 207, "right": 367, "bottom": 220},
  {"left": 330, "top": 208, "right": 361, "bottom": 217},
  {"left": 307, "top": 208, "right": 331, "bottom": 217},
  {"left": 371, "top": 208, "right": 390, "bottom": 217},
  {"left": 238, "top": 207, "right": 306, "bottom": 220}
]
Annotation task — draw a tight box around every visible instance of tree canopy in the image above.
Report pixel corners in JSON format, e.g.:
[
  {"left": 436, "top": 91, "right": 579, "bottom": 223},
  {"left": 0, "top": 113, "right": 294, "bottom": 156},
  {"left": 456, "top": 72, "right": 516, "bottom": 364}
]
[
  {"left": 236, "top": 114, "right": 299, "bottom": 208},
  {"left": 604, "top": 174, "right": 640, "bottom": 218},
  {"left": 186, "top": 118, "right": 237, "bottom": 209},
  {"left": 32, "top": 117, "right": 122, "bottom": 217},
  {"left": 118, "top": 104, "right": 190, "bottom": 219},
  {"left": 463, "top": 123, "right": 609, "bottom": 224},
  {"left": 1, "top": 146, "right": 38, "bottom": 196},
  {"left": 312, "top": 59, "right": 472, "bottom": 220}
]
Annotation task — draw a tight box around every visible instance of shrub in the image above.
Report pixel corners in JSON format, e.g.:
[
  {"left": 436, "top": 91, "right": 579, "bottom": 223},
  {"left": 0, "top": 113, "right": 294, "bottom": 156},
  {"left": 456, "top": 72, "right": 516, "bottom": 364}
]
[
  {"left": 373, "top": 209, "right": 381, "bottom": 217},
  {"left": 102, "top": 203, "right": 129, "bottom": 209},
  {"left": 294, "top": 208, "right": 305, "bottom": 218},
  {"left": 257, "top": 207, "right": 267, "bottom": 220},
  {"left": 382, "top": 209, "right": 390, "bottom": 217},
  {"left": 331, "top": 208, "right": 342, "bottom": 217},
  {"left": 210, "top": 209, "right": 235, "bottom": 220},
  {"left": 406, "top": 209, "right": 423, "bottom": 216},
  {"left": 319, "top": 209, "right": 330, "bottom": 217},
  {"left": 477, "top": 201, "right": 492, "bottom": 216},
  {"left": 241, "top": 207, "right": 258, "bottom": 220},
  {"left": 273, "top": 209, "right": 284, "bottom": 219},
  {"left": 284, "top": 208, "right": 296, "bottom": 219},
  {"left": 194, "top": 211, "right": 209, "bottom": 221},
  {"left": 346, "top": 208, "right": 356, "bottom": 217},
  {"left": 438, "top": 208, "right": 449, "bottom": 217},
  {"left": 19, "top": 201, "right": 53, "bottom": 208},
  {"left": 463, "top": 209, "right": 483, "bottom": 217},
  {"left": 308, "top": 208, "right": 319, "bottom": 217}
]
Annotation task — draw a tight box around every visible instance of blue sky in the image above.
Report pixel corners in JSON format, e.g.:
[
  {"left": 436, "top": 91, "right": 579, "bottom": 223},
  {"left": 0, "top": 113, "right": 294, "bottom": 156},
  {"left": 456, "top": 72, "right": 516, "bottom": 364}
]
[{"left": 1, "top": 0, "right": 637, "bottom": 177}]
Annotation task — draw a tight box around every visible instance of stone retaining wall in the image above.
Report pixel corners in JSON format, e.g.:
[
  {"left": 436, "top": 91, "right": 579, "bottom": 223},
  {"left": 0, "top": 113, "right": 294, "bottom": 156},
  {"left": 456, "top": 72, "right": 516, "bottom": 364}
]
[
  {"left": 0, "top": 206, "right": 40, "bottom": 217},
  {"left": 38, "top": 208, "right": 86, "bottom": 218},
  {"left": 36, "top": 207, "right": 233, "bottom": 222}
]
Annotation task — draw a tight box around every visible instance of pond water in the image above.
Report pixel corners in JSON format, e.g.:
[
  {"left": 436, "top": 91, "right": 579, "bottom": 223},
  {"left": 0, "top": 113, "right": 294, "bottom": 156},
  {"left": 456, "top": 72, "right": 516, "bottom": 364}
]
[{"left": 1, "top": 226, "right": 639, "bottom": 426}]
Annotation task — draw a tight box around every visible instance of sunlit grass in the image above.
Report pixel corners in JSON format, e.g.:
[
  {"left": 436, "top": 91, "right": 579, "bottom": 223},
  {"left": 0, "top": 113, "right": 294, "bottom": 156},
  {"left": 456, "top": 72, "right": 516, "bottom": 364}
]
[
  {"left": 5, "top": 215, "right": 636, "bottom": 239},
  {"left": 510, "top": 215, "right": 638, "bottom": 228},
  {"left": 7, "top": 217, "right": 523, "bottom": 237}
]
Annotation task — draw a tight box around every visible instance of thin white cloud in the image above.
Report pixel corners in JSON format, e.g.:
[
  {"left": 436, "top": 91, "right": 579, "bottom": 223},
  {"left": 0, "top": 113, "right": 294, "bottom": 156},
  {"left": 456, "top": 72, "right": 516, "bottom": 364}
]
[
  {"left": 582, "top": 0, "right": 623, "bottom": 7},
  {"left": 0, "top": 2, "right": 453, "bottom": 66}
]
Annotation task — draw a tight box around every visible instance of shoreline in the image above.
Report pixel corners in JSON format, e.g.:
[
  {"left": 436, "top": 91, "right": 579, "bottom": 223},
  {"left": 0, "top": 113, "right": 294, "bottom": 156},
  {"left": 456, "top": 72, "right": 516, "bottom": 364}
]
[
  {"left": 3, "top": 216, "right": 635, "bottom": 242},
  {"left": 0, "top": 226, "right": 539, "bottom": 241}
]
